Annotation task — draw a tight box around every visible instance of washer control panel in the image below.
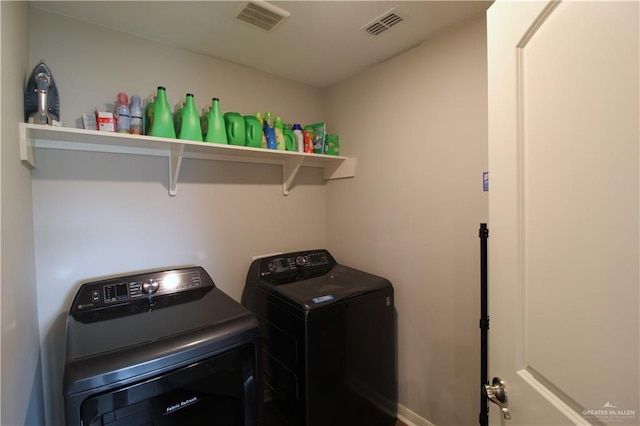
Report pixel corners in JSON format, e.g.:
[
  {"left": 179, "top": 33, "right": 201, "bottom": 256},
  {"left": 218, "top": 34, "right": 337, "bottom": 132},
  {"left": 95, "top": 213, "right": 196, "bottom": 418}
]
[{"left": 71, "top": 267, "right": 209, "bottom": 315}]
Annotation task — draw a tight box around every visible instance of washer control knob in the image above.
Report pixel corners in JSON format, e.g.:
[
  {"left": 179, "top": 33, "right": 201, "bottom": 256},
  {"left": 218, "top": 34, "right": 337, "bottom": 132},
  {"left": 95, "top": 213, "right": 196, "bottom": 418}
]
[
  {"left": 142, "top": 279, "right": 160, "bottom": 295},
  {"left": 296, "top": 256, "right": 308, "bottom": 266}
]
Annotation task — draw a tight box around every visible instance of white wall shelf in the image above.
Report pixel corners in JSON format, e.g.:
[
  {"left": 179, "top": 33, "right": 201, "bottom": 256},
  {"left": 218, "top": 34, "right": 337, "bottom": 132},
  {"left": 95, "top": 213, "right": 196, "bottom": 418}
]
[{"left": 20, "top": 123, "right": 356, "bottom": 196}]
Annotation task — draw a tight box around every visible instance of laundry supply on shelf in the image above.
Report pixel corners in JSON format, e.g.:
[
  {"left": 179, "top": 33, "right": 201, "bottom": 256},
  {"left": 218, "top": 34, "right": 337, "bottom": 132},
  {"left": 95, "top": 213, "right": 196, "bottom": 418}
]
[
  {"left": 244, "top": 115, "right": 262, "bottom": 148},
  {"left": 83, "top": 86, "right": 343, "bottom": 155},
  {"left": 149, "top": 86, "right": 176, "bottom": 139},
  {"left": 305, "top": 122, "right": 326, "bottom": 154},
  {"left": 292, "top": 124, "right": 304, "bottom": 152},
  {"left": 115, "top": 92, "right": 130, "bottom": 134},
  {"left": 178, "top": 93, "right": 203, "bottom": 142},
  {"left": 302, "top": 127, "right": 313, "bottom": 153},
  {"left": 263, "top": 112, "right": 277, "bottom": 149},
  {"left": 224, "top": 112, "right": 246, "bottom": 146},
  {"left": 96, "top": 111, "right": 116, "bottom": 132},
  {"left": 283, "top": 124, "right": 296, "bottom": 151},
  {"left": 274, "top": 116, "right": 286, "bottom": 150},
  {"left": 204, "top": 98, "right": 227, "bottom": 144},
  {"left": 129, "top": 95, "right": 143, "bottom": 135},
  {"left": 325, "top": 134, "right": 340, "bottom": 155}
]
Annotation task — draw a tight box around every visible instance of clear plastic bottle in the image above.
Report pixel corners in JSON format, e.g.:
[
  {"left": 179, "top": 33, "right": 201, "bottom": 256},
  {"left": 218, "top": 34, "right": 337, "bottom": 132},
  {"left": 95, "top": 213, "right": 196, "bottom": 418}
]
[
  {"left": 115, "top": 92, "right": 130, "bottom": 133},
  {"left": 129, "top": 95, "right": 143, "bottom": 135}
]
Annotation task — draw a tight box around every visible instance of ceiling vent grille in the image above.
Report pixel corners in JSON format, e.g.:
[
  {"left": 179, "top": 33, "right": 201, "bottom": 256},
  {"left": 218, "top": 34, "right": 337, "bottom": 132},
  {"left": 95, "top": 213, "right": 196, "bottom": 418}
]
[
  {"left": 362, "top": 9, "right": 404, "bottom": 36},
  {"left": 235, "top": 1, "right": 290, "bottom": 32}
]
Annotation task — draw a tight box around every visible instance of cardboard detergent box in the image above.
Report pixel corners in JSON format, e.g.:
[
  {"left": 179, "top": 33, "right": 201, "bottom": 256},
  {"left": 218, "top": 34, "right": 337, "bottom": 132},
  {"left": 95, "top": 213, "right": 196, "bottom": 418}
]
[{"left": 96, "top": 111, "right": 116, "bottom": 132}]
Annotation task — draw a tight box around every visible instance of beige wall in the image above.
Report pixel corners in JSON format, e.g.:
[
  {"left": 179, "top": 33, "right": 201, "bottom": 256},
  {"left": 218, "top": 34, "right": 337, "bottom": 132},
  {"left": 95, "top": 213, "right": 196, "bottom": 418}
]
[
  {"left": 325, "top": 15, "right": 488, "bottom": 425},
  {"left": 29, "top": 9, "right": 324, "bottom": 128},
  {"left": 1, "top": 2, "right": 45, "bottom": 425},
  {"left": 29, "top": 8, "right": 328, "bottom": 425}
]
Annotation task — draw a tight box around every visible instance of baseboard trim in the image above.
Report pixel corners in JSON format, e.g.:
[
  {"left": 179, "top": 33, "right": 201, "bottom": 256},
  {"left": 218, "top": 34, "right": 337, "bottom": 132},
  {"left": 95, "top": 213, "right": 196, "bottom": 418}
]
[{"left": 397, "top": 404, "right": 436, "bottom": 426}]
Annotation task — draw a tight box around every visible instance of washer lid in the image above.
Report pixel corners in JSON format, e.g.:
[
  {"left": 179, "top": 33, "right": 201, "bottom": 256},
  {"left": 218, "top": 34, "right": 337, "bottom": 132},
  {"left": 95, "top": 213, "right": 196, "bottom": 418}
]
[
  {"left": 260, "top": 264, "right": 391, "bottom": 310},
  {"left": 63, "top": 286, "right": 260, "bottom": 397}
]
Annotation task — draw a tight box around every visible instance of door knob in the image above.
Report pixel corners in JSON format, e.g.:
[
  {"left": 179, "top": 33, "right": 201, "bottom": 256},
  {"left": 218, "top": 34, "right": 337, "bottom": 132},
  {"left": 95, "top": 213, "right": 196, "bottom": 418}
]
[{"left": 483, "top": 376, "right": 511, "bottom": 420}]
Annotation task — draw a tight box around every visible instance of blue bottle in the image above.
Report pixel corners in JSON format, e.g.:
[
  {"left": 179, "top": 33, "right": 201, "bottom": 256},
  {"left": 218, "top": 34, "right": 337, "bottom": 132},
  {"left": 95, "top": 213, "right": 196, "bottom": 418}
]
[{"left": 264, "top": 120, "right": 277, "bottom": 149}]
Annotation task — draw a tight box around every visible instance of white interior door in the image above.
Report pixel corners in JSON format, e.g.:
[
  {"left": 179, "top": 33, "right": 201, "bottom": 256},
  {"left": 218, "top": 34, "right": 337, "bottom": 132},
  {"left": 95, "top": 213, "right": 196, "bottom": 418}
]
[{"left": 487, "top": 1, "right": 639, "bottom": 424}]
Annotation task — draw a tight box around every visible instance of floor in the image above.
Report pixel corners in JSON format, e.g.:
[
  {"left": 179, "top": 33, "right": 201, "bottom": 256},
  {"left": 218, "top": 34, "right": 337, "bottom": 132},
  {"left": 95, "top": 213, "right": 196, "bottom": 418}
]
[{"left": 395, "top": 421, "right": 408, "bottom": 426}]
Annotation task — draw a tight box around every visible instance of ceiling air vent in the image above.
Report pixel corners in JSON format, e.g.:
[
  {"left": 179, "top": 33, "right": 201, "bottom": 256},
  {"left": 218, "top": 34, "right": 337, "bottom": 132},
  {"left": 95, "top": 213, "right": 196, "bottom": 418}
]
[
  {"left": 361, "top": 9, "right": 404, "bottom": 36},
  {"left": 235, "top": 1, "right": 290, "bottom": 32}
]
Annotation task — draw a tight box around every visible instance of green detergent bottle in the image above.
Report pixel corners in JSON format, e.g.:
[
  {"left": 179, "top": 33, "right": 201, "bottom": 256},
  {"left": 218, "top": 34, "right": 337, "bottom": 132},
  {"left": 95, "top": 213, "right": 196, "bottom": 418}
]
[
  {"left": 149, "top": 86, "right": 176, "bottom": 139},
  {"left": 224, "top": 112, "right": 246, "bottom": 146},
  {"left": 204, "top": 98, "right": 227, "bottom": 144},
  {"left": 256, "top": 112, "right": 267, "bottom": 148},
  {"left": 244, "top": 115, "right": 262, "bottom": 148},
  {"left": 274, "top": 116, "right": 286, "bottom": 150},
  {"left": 284, "top": 125, "right": 296, "bottom": 151},
  {"left": 178, "top": 93, "right": 203, "bottom": 142}
]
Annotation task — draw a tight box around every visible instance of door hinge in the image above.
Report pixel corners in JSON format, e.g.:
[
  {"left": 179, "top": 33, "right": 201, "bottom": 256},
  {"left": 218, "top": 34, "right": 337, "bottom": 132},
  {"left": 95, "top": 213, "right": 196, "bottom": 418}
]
[
  {"left": 479, "top": 226, "right": 489, "bottom": 239},
  {"left": 479, "top": 317, "right": 490, "bottom": 331}
]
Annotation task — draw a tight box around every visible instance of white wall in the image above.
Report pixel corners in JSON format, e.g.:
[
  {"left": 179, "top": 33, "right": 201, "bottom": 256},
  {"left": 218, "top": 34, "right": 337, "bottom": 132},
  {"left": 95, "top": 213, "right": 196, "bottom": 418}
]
[
  {"left": 325, "top": 15, "right": 488, "bottom": 426},
  {"left": 1, "top": 2, "right": 45, "bottom": 425},
  {"left": 29, "top": 8, "right": 329, "bottom": 425}
]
